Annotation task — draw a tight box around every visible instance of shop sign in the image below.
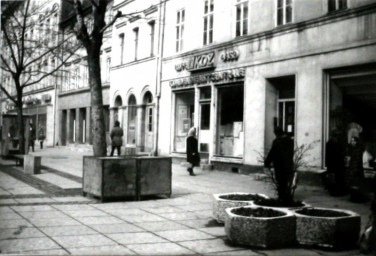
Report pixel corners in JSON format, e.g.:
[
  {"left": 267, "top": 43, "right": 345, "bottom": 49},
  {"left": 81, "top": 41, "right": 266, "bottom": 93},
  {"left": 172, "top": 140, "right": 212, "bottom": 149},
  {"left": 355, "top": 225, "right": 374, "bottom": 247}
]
[
  {"left": 170, "top": 68, "right": 245, "bottom": 89},
  {"left": 175, "top": 52, "right": 215, "bottom": 72},
  {"left": 220, "top": 50, "right": 239, "bottom": 62}
]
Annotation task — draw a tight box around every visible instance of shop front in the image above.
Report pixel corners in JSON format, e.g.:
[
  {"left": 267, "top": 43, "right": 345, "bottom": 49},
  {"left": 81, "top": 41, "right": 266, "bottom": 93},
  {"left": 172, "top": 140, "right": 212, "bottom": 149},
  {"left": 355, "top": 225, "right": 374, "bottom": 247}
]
[{"left": 167, "top": 50, "right": 246, "bottom": 163}]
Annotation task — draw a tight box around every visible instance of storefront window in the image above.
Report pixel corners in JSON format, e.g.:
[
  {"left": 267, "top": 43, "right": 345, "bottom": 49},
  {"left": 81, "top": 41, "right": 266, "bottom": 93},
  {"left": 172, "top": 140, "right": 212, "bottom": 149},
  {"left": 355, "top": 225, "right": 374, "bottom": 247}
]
[
  {"left": 174, "top": 91, "right": 194, "bottom": 152},
  {"left": 217, "top": 85, "right": 244, "bottom": 157}
]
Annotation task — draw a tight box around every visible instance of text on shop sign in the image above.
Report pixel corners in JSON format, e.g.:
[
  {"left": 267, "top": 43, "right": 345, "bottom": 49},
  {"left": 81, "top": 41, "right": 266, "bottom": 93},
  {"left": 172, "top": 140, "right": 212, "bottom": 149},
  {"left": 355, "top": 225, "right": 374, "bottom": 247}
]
[
  {"left": 175, "top": 52, "right": 215, "bottom": 72},
  {"left": 170, "top": 68, "right": 245, "bottom": 88}
]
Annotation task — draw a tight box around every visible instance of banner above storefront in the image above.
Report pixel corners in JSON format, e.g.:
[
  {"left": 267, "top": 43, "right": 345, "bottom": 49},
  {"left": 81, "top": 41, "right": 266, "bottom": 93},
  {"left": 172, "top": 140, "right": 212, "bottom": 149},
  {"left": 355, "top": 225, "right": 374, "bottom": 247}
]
[
  {"left": 170, "top": 68, "right": 245, "bottom": 89},
  {"left": 175, "top": 52, "right": 215, "bottom": 72}
]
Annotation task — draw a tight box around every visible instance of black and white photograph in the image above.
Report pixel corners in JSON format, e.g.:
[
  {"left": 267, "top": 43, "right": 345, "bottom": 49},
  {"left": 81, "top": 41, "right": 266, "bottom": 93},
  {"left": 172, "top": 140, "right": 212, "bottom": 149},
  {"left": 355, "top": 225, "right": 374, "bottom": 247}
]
[{"left": 0, "top": 0, "right": 375, "bottom": 255}]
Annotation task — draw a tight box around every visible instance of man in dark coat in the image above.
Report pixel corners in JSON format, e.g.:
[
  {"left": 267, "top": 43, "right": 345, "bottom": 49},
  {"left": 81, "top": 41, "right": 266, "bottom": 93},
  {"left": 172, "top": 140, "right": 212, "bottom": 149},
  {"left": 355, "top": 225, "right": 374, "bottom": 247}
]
[
  {"left": 264, "top": 127, "right": 294, "bottom": 203},
  {"left": 325, "top": 130, "right": 346, "bottom": 196},
  {"left": 186, "top": 127, "right": 200, "bottom": 176},
  {"left": 110, "top": 121, "right": 124, "bottom": 156}
]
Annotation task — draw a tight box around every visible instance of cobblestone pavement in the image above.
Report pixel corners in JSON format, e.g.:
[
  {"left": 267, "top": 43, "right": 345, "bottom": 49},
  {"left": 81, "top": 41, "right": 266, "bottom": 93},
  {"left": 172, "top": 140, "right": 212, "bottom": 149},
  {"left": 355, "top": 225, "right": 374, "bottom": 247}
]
[{"left": 0, "top": 147, "right": 372, "bottom": 255}]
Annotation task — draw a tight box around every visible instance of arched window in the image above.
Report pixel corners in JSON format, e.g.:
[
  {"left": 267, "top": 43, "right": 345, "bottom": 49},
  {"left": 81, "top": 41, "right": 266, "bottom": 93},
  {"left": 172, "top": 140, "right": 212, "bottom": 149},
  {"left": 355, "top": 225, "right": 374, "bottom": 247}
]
[{"left": 127, "top": 95, "right": 137, "bottom": 144}]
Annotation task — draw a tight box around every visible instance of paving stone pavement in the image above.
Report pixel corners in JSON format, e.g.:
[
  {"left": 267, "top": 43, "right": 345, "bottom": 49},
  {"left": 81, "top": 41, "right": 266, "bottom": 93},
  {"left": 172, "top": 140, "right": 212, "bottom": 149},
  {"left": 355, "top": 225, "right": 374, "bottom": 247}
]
[{"left": 0, "top": 146, "right": 372, "bottom": 255}]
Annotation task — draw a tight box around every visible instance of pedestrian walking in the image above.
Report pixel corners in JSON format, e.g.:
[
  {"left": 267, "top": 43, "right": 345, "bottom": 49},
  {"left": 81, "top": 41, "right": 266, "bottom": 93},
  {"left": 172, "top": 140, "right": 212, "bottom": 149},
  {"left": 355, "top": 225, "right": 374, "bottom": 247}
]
[
  {"left": 28, "top": 123, "right": 36, "bottom": 152},
  {"left": 325, "top": 129, "right": 347, "bottom": 196},
  {"left": 186, "top": 127, "right": 199, "bottom": 176},
  {"left": 110, "top": 121, "right": 123, "bottom": 156},
  {"left": 264, "top": 127, "right": 294, "bottom": 204},
  {"left": 38, "top": 125, "right": 45, "bottom": 149}
]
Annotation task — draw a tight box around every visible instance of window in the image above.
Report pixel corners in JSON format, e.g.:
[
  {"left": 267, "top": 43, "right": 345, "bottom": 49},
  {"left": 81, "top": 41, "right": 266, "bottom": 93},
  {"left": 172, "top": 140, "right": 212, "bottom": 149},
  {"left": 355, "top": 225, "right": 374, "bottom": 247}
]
[
  {"left": 119, "top": 33, "right": 124, "bottom": 64},
  {"left": 236, "top": 0, "right": 248, "bottom": 37},
  {"left": 176, "top": 9, "right": 185, "bottom": 52},
  {"left": 328, "top": 0, "right": 347, "bottom": 12},
  {"left": 203, "top": 0, "right": 214, "bottom": 45},
  {"left": 133, "top": 27, "right": 139, "bottom": 61},
  {"left": 149, "top": 21, "right": 155, "bottom": 56},
  {"left": 277, "top": 0, "right": 292, "bottom": 26},
  {"left": 148, "top": 108, "right": 153, "bottom": 132}
]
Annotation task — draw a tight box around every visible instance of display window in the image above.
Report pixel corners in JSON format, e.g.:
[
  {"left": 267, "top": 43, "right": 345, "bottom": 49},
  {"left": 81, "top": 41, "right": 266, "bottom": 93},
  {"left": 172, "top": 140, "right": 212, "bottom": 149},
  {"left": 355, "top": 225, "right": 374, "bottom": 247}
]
[{"left": 216, "top": 84, "right": 244, "bottom": 157}]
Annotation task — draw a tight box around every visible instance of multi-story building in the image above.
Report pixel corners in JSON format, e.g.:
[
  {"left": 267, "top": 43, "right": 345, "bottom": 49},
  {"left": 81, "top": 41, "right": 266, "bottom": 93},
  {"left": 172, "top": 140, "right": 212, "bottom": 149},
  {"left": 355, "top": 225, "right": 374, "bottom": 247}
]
[
  {"left": 1, "top": 0, "right": 61, "bottom": 147},
  {"left": 110, "top": 0, "right": 165, "bottom": 154},
  {"left": 158, "top": 0, "right": 376, "bottom": 171},
  {"left": 57, "top": 0, "right": 114, "bottom": 147}
]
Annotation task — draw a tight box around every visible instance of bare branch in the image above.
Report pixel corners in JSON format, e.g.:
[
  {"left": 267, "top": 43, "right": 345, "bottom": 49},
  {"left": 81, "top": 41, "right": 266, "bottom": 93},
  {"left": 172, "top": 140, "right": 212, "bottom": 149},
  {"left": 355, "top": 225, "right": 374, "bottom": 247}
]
[
  {"left": 0, "top": 86, "right": 17, "bottom": 104},
  {"left": 73, "top": 0, "right": 91, "bottom": 49},
  {"left": 88, "top": 0, "right": 99, "bottom": 8},
  {"left": 99, "top": 11, "right": 122, "bottom": 34}
]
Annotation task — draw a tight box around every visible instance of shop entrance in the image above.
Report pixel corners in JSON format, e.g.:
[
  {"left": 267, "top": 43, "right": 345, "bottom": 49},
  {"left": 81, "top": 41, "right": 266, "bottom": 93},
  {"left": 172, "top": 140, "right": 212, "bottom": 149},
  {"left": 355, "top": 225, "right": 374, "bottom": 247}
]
[
  {"left": 174, "top": 90, "right": 194, "bottom": 153},
  {"left": 141, "top": 92, "right": 154, "bottom": 153},
  {"left": 265, "top": 75, "right": 295, "bottom": 151},
  {"left": 216, "top": 84, "right": 244, "bottom": 157},
  {"left": 127, "top": 95, "right": 137, "bottom": 145},
  {"left": 199, "top": 87, "right": 211, "bottom": 156},
  {"left": 328, "top": 64, "right": 376, "bottom": 163}
]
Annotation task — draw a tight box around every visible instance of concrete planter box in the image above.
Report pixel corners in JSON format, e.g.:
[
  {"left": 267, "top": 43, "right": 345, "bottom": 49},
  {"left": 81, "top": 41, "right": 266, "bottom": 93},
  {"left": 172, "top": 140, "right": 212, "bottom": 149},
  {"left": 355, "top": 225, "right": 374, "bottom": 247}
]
[
  {"left": 225, "top": 206, "right": 296, "bottom": 248},
  {"left": 293, "top": 207, "right": 361, "bottom": 249},
  {"left": 24, "top": 155, "right": 41, "bottom": 175},
  {"left": 82, "top": 156, "right": 137, "bottom": 201},
  {"left": 213, "top": 192, "right": 269, "bottom": 223},
  {"left": 135, "top": 156, "right": 172, "bottom": 199},
  {"left": 252, "top": 198, "right": 310, "bottom": 210},
  {"left": 83, "top": 156, "right": 172, "bottom": 201}
]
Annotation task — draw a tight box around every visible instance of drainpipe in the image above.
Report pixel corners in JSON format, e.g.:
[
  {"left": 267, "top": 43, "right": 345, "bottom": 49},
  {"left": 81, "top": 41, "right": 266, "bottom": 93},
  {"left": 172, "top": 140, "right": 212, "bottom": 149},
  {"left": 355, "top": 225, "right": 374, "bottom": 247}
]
[{"left": 153, "top": 0, "right": 166, "bottom": 156}]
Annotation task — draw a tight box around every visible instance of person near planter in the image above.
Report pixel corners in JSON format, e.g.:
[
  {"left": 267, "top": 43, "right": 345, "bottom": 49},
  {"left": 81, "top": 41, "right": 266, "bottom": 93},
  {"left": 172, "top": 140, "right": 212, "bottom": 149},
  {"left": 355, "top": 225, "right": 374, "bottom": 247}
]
[
  {"left": 325, "top": 130, "right": 347, "bottom": 196},
  {"left": 186, "top": 127, "right": 199, "bottom": 176},
  {"left": 28, "top": 123, "right": 36, "bottom": 152},
  {"left": 264, "top": 127, "right": 294, "bottom": 204},
  {"left": 110, "top": 121, "right": 123, "bottom": 157},
  {"left": 346, "top": 136, "right": 367, "bottom": 203},
  {"left": 38, "top": 125, "right": 45, "bottom": 149}
]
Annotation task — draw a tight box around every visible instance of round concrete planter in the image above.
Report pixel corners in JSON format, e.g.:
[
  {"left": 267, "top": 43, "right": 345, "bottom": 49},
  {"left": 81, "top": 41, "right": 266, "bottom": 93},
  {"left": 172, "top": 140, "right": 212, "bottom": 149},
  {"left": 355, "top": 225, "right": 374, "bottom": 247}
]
[
  {"left": 252, "top": 197, "right": 310, "bottom": 210},
  {"left": 212, "top": 192, "right": 269, "bottom": 223},
  {"left": 225, "top": 206, "right": 296, "bottom": 248},
  {"left": 293, "top": 207, "right": 361, "bottom": 249}
]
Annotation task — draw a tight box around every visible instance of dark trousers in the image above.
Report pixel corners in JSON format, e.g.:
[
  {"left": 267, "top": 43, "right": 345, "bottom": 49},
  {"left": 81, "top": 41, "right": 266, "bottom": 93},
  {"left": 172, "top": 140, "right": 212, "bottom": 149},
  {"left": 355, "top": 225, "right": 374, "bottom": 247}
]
[
  {"left": 40, "top": 140, "right": 44, "bottom": 149},
  {"left": 29, "top": 140, "right": 34, "bottom": 152},
  {"left": 110, "top": 146, "right": 121, "bottom": 156}
]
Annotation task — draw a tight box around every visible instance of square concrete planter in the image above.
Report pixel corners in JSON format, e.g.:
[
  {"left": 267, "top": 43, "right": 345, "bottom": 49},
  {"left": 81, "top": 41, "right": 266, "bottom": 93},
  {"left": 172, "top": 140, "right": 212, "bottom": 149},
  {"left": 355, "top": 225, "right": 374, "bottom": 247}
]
[
  {"left": 82, "top": 156, "right": 137, "bottom": 201},
  {"left": 225, "top": 206, "right": 296, "bottom": 248},
  {"left": 83, "top": 156, "right": 172, "bottom": 201},
  {"left": 293, "top": 207, "right": 361, "bottom": 249},
  {"left": 135, "top": 156, "right": 172, "bottom": 199},
  {"left": 24, "top": 155, "right": 41, "bottom": 175},
  {"left": 213, "top": 192, "right": 269, "bottom": 223}
]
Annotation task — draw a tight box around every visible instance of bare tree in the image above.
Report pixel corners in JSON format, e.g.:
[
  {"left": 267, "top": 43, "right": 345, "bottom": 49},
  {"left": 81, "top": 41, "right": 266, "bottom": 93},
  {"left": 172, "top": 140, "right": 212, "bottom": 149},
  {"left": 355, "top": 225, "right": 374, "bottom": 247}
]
[{"left": 1, "top": 0, "right": 79, "bottom": 154}]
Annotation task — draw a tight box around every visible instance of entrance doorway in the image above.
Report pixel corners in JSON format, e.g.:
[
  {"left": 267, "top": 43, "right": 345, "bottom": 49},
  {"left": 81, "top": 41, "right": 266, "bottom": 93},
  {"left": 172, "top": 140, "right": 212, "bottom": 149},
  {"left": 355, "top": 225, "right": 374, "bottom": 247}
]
[
  {"left": 265, "top": 75, "right": 296, "bottom": 150},
  {"left": 127, "top": 95, "right": 137, "bottom": 145},
  {"left": 141, "top": 92, "right": 154, "bottom": 152},
  {"left": 216, "top": 84, "right": 244, "bottom": 157},
  {"left": 174, "top": 90, "right": 194, "bottom": 152},
  {"left": 327, "top": 64, "right": 376, "bottom": 162}
]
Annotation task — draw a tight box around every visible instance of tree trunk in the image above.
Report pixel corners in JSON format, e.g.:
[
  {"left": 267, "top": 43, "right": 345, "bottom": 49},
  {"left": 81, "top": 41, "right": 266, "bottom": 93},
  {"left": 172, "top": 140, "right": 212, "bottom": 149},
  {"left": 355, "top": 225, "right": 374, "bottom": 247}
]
[
  {"left": 87, "top": 50, "right": 107, "bottom": 156},
  {"left": 16, "top": 102, "right": 25, "bottom": 154}
]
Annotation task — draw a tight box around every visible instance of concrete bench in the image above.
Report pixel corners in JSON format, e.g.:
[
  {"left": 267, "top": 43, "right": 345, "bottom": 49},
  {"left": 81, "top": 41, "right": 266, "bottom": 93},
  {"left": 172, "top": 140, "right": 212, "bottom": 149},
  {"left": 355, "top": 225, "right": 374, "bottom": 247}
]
[{"left": 23, "top": 155, "right": 41, "bottom": 175}]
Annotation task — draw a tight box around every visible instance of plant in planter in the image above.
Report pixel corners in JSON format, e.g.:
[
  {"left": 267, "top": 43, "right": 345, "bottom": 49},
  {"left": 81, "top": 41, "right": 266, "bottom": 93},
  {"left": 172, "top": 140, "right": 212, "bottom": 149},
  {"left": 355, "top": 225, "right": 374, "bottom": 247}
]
[
  {"left": 225, "top": 206, "right": 296, "bottom": 248},
  {"left": 254, "top": 138, "right": 319, "bottom": 208},
  {"left": 293, "top": 207, "right": 361, "bottom": 249},
  {"left": 213, "top": 192, "right": 269, "bottom": 223}
]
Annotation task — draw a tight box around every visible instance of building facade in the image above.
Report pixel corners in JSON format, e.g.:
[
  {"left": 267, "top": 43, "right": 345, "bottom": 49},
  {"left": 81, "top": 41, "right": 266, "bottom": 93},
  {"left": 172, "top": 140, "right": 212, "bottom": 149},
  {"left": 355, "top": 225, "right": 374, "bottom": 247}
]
[
  {"left": 1, "top": 0, "right": 61, "bottom": 147},
  {"left": 110, "top": 0, "right": 165, "bottom": 154},
  {"left": 158, "top": 0, "right": 376, "bottom": 171},
  {"left": 57, "top": 0, "right": 114, "bottom": 147}
]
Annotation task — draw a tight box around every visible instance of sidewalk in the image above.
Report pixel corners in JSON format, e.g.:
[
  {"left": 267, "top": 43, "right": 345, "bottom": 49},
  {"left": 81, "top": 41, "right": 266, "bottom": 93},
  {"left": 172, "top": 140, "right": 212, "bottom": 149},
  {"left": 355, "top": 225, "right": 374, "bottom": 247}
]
[{"left": 0, "top": 146, "right": 372, "bottom": 255}]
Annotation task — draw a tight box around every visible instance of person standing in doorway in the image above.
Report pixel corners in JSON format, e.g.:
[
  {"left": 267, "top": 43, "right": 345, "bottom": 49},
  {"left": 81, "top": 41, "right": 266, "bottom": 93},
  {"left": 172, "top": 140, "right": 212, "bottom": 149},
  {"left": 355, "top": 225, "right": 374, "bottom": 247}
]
[
  {"left": 28, "top": 123, "right": 36, "bottom": 152},
  {"left": 264, "top": 127, "right": 294, "bottom": 204},
  {"left": 110, "top": 121, "right": 123, "bottom": 156},
  {"left": 38, "top": 125, "right": 45, "bottom": 149},
  {"left": 186, "top": 127, "right": 200, "bottom": 176},
  {"left": 325, "top": 129, "right": 347, "bottom": 196}
]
